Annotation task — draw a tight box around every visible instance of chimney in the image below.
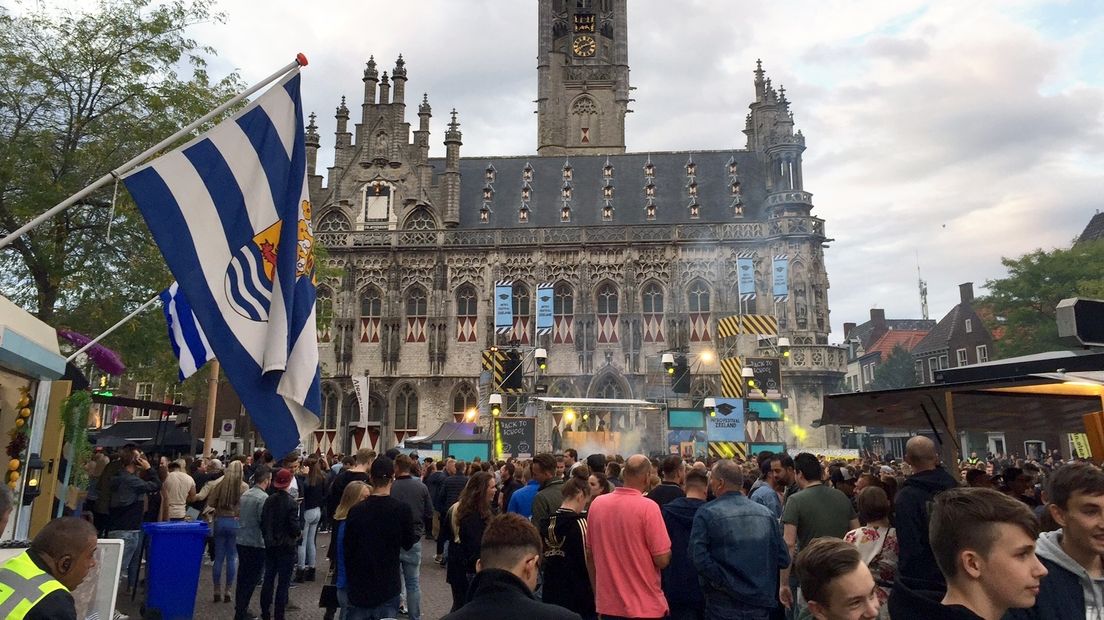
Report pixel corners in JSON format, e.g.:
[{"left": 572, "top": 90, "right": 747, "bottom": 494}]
[
  {"left": 959, "top": 282, "right": 974, "bottom": 305},
  {"left": 870, "top": 308, "right": 886, "bottom": 330},
  {"left": 843, "top": 322, "right": 856, "bottom": 339}
]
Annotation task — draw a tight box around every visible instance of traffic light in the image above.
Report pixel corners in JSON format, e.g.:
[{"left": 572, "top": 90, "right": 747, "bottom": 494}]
[{"left": 672, "top": 355, "right": 691, "bottom": 394}]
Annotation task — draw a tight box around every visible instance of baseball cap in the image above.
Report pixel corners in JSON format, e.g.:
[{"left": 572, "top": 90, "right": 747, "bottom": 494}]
[
  {"left": 273, "top": 468, "right": 293, "bottom": 490},
  {"left": 371, "top": 456, "right": 395, "bottom": 481}
]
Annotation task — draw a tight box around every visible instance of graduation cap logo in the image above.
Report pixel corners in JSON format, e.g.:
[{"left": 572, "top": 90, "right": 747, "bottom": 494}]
[
  {"left": 539, "top": 294, "right": 551, "bottom": 302},
  {"left": 498, "top": 293, "right": 509, "bottom": 300},
  {"left": 715, "top": 402, "right": 739, "bottom": 416}
]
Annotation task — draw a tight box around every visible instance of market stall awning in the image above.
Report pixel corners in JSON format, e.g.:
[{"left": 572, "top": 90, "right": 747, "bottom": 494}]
[
  {"left": 406, "top": 422, "right": 487, "bottom": 446},
  {"left": 94, "top": 420, "right": 193, "bottom": 448},
  {"left": 0, "top": 295, "right": 65, "bottom": 380},
  {"left": 823, "top": 373, "right": 1104, "bottom": 435}
]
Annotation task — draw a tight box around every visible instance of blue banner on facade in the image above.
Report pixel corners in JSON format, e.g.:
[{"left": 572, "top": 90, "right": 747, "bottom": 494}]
[
  {"left": 737, "top": 257, "right": 756, "bottom": 300},
  {"left": 536, "top": 282, "right": 553, "bottom": 335},
  {"left": 495, "top": 280, "right": 513, "bottom": 334},
  {"left": 707, "top": 398, "right": 745, "bottom": 442},
  {"left": 772, "top": 256, "right": 789, "bottom": 299}
]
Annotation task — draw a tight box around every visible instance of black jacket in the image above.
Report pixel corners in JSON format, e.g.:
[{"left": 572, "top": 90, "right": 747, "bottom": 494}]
[
  {"left": 895, "top": 466, "right": 958, "bottom": 589},
  {"left": 888, "top": 577, "right": 984, "bottom": 620},
  {"left": 440, "top": 474, "right": 469, "bottom": 511},
  {"left": 441, "top": 568, "right": 583, "bottom": 620},
  {"left": 261, "top": 489, "right": 301, "bottom": 549},
  {"left": 661, "top": 496, "right": 706, "bottom": 608},
  {"left": 1004, "top": 555, "right": 1085, "bottom": 620}
]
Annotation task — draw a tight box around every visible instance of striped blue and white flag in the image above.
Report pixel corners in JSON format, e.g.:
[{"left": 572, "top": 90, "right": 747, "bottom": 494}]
[
  {"left": 159, "top": 282, "right": 213, "bottom": 381},
  {"left": 124, "top": 69, "right": 321, "bottom": 457}
]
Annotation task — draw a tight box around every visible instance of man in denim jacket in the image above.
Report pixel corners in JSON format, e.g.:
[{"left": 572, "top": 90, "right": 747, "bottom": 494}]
[{"left": 690, "top": 460, "right": 790, "bottom": 620}]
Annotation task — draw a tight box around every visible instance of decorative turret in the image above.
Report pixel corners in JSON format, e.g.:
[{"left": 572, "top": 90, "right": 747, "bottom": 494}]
[
  {"left": 362, "top": 56, "right": 378, "bottom": 122},
  {"left": 305, "top": 112, "right": 320, "bottom": 175},
  {"left": 334, "top": 96, "right": 351, "bottom": 149},
  {"left": 443, "top": 109, "right": 462, "bottom": 226},
  {"left": 392, "top": 55, "right": 407, "bottom": 105},
  {"left": 379, "top": 72, "right": 390, "bottom": 105},
  {"left": 415, "top": 93, "right": 431, "bottom": 152},
  {"left": 743, "top": 61, "right": 811, "bottom": 217}
]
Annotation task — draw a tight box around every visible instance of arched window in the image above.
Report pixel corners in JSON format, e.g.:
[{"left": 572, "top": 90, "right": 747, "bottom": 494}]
[
  {"left": 456, "top": 284, "right": 478, "bottom": 342},
  {"left": 688, "top": 280, "right": 712, "bottom": 342},
  {"left": 553, "top": 282, "right": 574, "bottom": 344},
  {"left": 594, "top": 374, "right": 625, "bottom": 399},
  {"left": 596, "top": 282, "right": 619, "bottom": 343},
  {"left": 359, "top": 286, "right": 382, "bottom": 343},
  {"left": 403, "top": 208, "right": 436, "bottom": 230},
  {"left": 342, "top": 395, "right": 358, "bottom": 427},
  {"left": 317, "top": 287, "right": 333, "bottom": 343},
  {"left": 641, "top": 282, "right": 664, "bottom": 343},
  {"left": 322, "top": 384, "right": 339, "bottom": 428},
  {"left": 513, "top": 283, "right": 531, "bottom": 344},
  {"left": 453, "top": 383, "right": 477, "bottom": 417},
  {"left": 395, "top": 384, "right": 419, "bottom": 432},
  {"left": 405, "top": 285, "right": 428, "bottom": 343}
]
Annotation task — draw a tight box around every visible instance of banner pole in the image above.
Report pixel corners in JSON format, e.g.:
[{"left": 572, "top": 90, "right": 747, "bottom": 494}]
[
  {"left": 0, "top": 54, "right": 308, "bottom": 250},
  {"left": 203, "top": 360, "right": 221, "bottom": 459},
  {"left": 65, "top": 294, "right": 161, "bottom": 363}
]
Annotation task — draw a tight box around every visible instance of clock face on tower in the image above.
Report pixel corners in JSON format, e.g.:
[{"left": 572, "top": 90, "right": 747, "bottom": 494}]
[{"left": 572, "top": 35, "right": 596, "bottom": 57}]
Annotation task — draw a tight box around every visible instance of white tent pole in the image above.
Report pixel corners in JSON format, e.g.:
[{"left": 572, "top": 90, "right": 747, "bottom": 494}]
[{"left": 0, "top": 54, "right": 308, "bottom": 250}]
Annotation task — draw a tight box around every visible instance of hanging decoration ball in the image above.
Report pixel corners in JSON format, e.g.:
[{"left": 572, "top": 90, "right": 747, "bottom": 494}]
[
  {"left": 7, "top": 460, "right": 18, "bottom": 471},
  {"left": 17, "top": 396, "right": 29, "bottom": 408},
  {"left": 8, "top": 472, "right": 17, "bottom": 483},
  {"left": 14, "top": 419, "right": 24, "bottom": 428},
  {"left": 19, "top": 408, "right": 31, "bottom": 418},
  {"left": 7, "top": 481, "right": 16, "bottom": 491}
]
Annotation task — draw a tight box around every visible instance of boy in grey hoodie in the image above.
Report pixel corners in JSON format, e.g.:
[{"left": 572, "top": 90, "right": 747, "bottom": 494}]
[{"left": 1008, "top": 462, "right": 1104, "bottom": 620}]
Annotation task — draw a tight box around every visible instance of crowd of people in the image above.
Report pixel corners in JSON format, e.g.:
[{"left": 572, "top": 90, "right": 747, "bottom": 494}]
[{"left": 18, "top": 437, "right": 1099, "bottom": 620}]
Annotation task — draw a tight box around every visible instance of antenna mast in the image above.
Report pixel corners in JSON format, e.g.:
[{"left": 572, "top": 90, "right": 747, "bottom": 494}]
[{"left": 916, "top": 252, "right": 929, "bottom": 320}]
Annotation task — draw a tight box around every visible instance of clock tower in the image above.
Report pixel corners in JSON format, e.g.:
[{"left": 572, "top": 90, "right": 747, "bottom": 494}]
[{"left": 536, "top": 0, "right": 630, "bottom": 156}]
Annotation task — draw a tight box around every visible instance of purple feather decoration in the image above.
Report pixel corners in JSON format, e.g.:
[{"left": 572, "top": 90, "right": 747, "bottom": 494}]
[{"left": 57, "top": 329, "right": 127, "bottom": 376}]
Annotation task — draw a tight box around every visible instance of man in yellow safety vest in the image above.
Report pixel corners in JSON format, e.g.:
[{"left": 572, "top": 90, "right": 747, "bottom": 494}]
[{"left": 0, "top": 516, "right": 98, "bottom": 620}]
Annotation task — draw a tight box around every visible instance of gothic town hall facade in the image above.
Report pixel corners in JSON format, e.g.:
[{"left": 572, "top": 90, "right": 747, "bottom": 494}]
[{"left": 308, "top": 0, "right": 845, "bottom": 456}]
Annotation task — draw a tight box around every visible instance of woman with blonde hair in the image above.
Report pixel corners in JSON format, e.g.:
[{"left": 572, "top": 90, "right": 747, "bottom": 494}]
[
  {"left": 198, "top": 459, "right": 249, "bottom": 603},
  {"left": 330, "top": 480, "right": 370, "bottom": 620}
]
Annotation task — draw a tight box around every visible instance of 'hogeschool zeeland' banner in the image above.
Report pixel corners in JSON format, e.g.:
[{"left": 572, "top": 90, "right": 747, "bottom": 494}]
[
  {"left": 772, "top": 255, "right": 789, "bottom": 301},
  {"left": 707, "top": 398, "right": 746, "bottom": 442},
  {"left": 495, "top": 280, "right": 513, "bottom": 335},
  {"left": 737, "top": 257, "right": 756, "bottom": 301},
  {"left": 536, "top": 282, "right": 553, "bottom": 336}
]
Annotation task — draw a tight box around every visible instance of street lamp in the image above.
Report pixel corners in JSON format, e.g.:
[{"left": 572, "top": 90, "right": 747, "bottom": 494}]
[
  {"left": 742, "top": 366, "right": 756, "bottom": 392},
  {"left": 662, "top": 353, "right": 675, "bottom": 375},
  {"left": 489, "top": 393, "right": 503, "bottom": 417},
  {"left": 535, "top": 348, "right": 548, "bottom": 372},
  {"left": 777, "top": 337, "right": 791, "bottom": 358},
  {"left": 703, "top": 397, "right": 717, "bottom": 417},
  {"left": 22, "top": 454, "right": 44, "bottom": 506}
]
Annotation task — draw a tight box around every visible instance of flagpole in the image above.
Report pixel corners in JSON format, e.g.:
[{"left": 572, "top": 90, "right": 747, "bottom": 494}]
[
  {"left": 0, "top": 53, "right": 309, "bottom": 250},
  {"left": 65, "top": 294, "right": 161, "bottom": 363},
  {"left": 203, "top": 360, "right": 221, "bottom": 459}
]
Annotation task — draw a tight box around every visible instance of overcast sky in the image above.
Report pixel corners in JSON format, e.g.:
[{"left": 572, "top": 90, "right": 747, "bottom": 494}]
[{"left": 25, "top": 0, "right": 1104, "bottom": 341}]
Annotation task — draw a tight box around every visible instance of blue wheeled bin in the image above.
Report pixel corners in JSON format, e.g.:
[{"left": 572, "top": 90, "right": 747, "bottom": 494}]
[{"left": 142, "top": 521, "right": 209, "bottom": 620}]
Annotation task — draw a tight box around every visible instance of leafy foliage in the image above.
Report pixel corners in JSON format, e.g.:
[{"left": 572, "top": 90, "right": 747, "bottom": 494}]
[
  {"left": 0, "top": 0, "right": 243, "bottom": 386},
  {"left": 870, "top": 344, "right": 919, "bottom": 391},
  {"left": 979, "top": 239, "right": 1104, "bottom": 358}
]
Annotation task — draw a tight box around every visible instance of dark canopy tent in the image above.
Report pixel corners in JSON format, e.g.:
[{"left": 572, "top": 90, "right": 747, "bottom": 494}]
[
  {"left": 88, "top": 394, "right": 193, "bottom": 453},
  {"left": 406, "top": 422, "right": 487, "bottom": 448},
  {"left": 823, "top": 351, "right": 1104, "bottom": 463}
]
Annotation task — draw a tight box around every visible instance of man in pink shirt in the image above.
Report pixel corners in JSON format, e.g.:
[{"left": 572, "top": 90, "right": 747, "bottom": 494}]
[{"left": 586, "top": 453, "right": 672, "bottom": 619}]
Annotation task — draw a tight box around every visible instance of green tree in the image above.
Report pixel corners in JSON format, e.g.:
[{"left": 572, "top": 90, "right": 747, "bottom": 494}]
[
  {"left": 0, "top": 0, "right": 242, "bottom": 386},
  {"left": 980, "top": 239, "right": 1104, "bottom": 358},
  {"left": 870, "top": 344, "right": 919, "bottom": 391}
]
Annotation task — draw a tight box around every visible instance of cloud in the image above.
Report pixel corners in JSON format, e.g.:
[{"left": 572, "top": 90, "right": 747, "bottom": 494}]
[{"left": 177, "top": 0, "right": 1104, "bottom": 338}]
